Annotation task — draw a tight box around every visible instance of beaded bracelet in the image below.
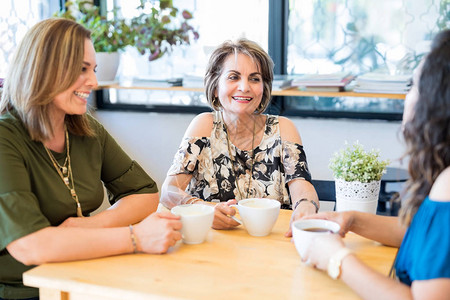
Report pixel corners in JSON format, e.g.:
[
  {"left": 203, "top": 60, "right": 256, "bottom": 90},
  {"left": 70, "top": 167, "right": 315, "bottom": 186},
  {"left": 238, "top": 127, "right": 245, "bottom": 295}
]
[
  {"left": 294, "top": 198, "right": 319, "bottom": 213},
  {"left": 129, "top": 225, "right": 138, "bottom": 253}
]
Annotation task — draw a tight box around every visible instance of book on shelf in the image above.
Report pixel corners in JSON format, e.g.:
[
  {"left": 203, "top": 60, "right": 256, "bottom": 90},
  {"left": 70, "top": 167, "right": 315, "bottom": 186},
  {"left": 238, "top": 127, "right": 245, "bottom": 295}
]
[
  {"left": 132, "top": 76, "right": 183, "bottom": 87},
  {"left": 182, "top": 73, "right": 204, "bottom": 88},
  {"left": 353, "top": 72, "right": 412, "bottom": 94},
  {"left": 291, "top": 72, "right": 355, "bottom": 87},
  {"left": 299, "top": 86, "right": 344, "bottom": 92}
]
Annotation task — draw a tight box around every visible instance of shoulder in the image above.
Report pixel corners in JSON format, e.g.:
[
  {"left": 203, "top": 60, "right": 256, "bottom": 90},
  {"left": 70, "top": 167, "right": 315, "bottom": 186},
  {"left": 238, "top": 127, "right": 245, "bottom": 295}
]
[
  {"left": 184, "top": 112, "right": 214, "bottom": 138},
  {"left": 278, "top": 116, "right": 302, "bottom": 144},
  {"left": 429, "top": 166, "right": 450, "bottom": 202}
]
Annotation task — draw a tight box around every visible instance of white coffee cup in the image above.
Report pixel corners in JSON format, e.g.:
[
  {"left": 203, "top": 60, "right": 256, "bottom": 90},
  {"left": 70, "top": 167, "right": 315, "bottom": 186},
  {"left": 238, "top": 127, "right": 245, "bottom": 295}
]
[
  {"left": 231, "top": 198, "right": 281, "bottom": 237},
  {"left": 292, "top": 219, "right": 341, "bottom": 259},
  {"left": 171, "top": 204, "right": 214, "bottom": 244}
]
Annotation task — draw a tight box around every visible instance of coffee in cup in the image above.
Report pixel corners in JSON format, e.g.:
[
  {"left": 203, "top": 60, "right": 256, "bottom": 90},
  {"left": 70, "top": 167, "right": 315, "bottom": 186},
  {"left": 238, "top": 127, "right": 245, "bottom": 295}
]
[
  {"left": 171, "top": 204, "right": 214, "bottom": 244},
  {"left": 292, "top": 219, "right": 340, "bottom": 259}
]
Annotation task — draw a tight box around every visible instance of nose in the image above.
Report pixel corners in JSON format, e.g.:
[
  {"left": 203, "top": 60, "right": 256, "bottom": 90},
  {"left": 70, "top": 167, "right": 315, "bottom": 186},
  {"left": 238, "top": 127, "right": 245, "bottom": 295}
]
[
  {"left": 87, "top": 69, "right": 98, "bottom": 89},
  {"left": 238, "top": 78, "right": 250, "bottom": 92}
]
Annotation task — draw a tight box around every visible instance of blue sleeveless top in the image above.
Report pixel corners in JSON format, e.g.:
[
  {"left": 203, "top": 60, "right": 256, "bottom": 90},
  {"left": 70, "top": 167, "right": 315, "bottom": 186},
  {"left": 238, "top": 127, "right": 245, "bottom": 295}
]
[{"left": 395, "top": 197, "right": 450, "bottom": 285}]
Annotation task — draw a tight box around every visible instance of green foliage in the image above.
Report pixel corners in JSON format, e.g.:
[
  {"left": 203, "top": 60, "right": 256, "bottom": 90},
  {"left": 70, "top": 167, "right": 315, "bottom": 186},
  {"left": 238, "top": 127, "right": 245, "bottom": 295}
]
[
  {"left": 54, "top": 0, "right": 134, "bottom": 53},
  {"left": 54, "top": 0, "right": 199, "bottom": 61},
  {"left": 131, "top": 0, "right": 199, "bottom": 61},
  {"left": 329, "top": 142, "right": 389, "bottom": 183}
]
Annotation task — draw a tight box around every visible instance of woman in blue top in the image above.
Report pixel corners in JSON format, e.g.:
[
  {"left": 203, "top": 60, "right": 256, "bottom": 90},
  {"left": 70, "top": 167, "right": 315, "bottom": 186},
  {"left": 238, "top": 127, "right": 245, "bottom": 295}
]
[{"left": 299, "top": 30, "right": 450, "bottom": 299}]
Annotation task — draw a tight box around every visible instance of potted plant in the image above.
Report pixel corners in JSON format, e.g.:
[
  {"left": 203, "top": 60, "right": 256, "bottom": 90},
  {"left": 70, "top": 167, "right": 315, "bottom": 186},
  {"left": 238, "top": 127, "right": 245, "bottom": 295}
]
[
  {"left": 329, "top": 142, "right": 389, "bottom": 214},
  {"left": 55, "top": 0, "right": 134, "bottom": 82},
  {"left": 130, "top": 0, "right": 200, "bottom": 62}
]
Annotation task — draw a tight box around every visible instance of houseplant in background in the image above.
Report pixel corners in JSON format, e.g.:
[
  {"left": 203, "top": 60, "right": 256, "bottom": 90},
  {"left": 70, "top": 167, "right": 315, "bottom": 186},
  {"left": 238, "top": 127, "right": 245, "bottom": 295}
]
[
  {"left": 130, "top": 0, "right": 199, "bottom": 62},
  {"left": 55, "top": 0, "right": 134, "bottom": 82},
  {"left": 329, "top": 141, "right": 389, "bottom": 214}
]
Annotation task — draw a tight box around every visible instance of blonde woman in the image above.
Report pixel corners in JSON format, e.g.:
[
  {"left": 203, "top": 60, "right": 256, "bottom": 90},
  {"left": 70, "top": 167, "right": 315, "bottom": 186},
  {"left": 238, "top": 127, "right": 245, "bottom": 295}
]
[{"left": 0, "top": 18, "right": 181, "bottom": 300}]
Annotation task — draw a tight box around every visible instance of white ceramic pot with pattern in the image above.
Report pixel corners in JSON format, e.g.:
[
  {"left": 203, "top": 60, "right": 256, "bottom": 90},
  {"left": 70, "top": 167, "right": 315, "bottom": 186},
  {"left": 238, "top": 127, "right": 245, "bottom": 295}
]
[{"left": 335, "top": 179, "right": 380, "bottom": 214}]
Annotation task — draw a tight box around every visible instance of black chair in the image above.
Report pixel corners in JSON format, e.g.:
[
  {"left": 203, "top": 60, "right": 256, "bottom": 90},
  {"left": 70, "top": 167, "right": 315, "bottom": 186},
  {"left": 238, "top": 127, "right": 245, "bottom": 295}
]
[{"left": 311, "top": 179, "right": 336, "bottom": 211}]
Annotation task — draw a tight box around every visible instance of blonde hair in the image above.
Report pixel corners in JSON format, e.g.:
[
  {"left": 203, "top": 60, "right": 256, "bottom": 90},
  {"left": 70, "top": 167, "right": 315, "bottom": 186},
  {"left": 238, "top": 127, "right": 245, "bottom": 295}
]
[
  {"left": 204, "top": 38, "right": 274, "bottom": 114},
  {"left": 0, "top": 18, "right": 94, "bottom": 141}
]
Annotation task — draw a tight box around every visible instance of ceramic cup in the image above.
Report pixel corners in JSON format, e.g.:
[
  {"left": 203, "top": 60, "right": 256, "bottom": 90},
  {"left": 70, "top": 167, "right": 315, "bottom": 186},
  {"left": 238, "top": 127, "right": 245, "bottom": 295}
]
[
  {"left": 231, "top": 198, "right": 281, "bottom": 237},
  {"left": 171, "top": 204, "right": 214, "bottom": 244},
  {"left": 292, "top": 219, "right": 341, "bottom": 259}
]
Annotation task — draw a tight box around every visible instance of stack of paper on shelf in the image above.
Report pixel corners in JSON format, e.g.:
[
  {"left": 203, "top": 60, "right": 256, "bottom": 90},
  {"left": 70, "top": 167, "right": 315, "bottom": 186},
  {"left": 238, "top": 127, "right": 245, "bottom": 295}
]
[
  {"left": 182, "top": 73, "right": 204, "bottom": 88},
  {"left": 353, "top": 72, "right": 412, "bottom": 94},
  {"left": 132, "top": 76, "right": 183, "bottom": 87},
  {"left": 290, "top": 72, "right": 355, "bottom": 92},
  {"left": 272, "top": 74, "right": 304, "bottom": 90}
]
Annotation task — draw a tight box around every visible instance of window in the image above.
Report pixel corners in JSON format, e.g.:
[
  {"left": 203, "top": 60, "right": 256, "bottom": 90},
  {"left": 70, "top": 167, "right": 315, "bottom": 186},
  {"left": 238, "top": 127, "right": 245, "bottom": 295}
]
[
  {"left": 99, "top": 0, "right": 269, "bottom": 112},
  {"left": 0, "top": 0, "right": 60, "bottom": 78}
]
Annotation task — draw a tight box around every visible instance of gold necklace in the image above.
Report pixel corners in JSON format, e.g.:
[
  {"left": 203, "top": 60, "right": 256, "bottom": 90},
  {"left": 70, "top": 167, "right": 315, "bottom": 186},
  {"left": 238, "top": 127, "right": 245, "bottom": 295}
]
[
  {"left": 44, "top": 127, "right": 84, "bottom": 217},
  {"left": 221, "top": 112, "right": 256, "bottom": 200}
]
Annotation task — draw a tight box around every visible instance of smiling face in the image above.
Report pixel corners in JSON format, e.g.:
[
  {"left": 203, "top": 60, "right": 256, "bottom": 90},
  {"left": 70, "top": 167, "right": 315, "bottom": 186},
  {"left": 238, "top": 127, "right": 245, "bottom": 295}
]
[
  {"left": 52, "top": 39, "right": 98, "bottom": 118},
  {"left": 215, "top": 53, "right": 264, "bottom": 116}
]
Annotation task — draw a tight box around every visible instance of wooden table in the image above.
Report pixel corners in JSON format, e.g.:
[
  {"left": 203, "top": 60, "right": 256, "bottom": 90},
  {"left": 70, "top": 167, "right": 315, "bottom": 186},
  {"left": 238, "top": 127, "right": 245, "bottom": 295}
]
[{"left": 23, "top": 210, "right": 397, "bottom": 300}]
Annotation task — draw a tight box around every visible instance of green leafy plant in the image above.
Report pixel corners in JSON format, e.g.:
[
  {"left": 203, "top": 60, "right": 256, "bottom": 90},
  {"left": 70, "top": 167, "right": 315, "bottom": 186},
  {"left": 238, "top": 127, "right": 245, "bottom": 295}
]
[
  {"left": 131, "top": 0, "right": 199, "bottom": 61},
  {"left": 54, "top": 0, "right": 134, "bottom": 53},
  {"left": 329, "top": 142, "right": 389, "bottom": 183}
]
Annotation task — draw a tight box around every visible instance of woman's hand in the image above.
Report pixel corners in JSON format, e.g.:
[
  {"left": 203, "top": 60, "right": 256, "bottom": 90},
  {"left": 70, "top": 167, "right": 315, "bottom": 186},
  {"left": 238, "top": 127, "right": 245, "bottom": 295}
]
[
  {"left": 302, "top": 211, "right": 355, "bottom": 237},
  {"left": 212, "top": 199, "right": 241, "bottom": 230},
  {"left": 285, "top": 201, "right": 318, "bottom": 237},
  {"left": 302, "top": 233, "right": 347, "bottom": 270},
  {"left": 133, "top": 211, "right": 182, "bottom": 254}
]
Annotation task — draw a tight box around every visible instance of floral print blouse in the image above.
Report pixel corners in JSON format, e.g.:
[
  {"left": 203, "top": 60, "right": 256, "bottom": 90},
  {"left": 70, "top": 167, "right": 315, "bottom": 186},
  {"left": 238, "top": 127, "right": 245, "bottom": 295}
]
[{"left": 167, "top": 111, "right": 312, "bottom": 206}]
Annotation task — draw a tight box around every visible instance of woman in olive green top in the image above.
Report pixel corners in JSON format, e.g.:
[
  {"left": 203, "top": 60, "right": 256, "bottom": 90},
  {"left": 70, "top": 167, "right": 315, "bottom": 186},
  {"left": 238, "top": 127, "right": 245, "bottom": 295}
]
[{"left": 0, "top": 18, "right": 182, "bottom": 300}]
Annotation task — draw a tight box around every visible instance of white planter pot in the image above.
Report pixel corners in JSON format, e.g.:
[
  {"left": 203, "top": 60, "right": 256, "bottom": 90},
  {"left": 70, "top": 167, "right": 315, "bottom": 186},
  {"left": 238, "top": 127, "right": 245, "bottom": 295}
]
[
  {"left": 95, "top": 52, "right": 120, "bottom": 83},
  {"left": 335, "top": 179, "right": 381, "bottom": 214}
]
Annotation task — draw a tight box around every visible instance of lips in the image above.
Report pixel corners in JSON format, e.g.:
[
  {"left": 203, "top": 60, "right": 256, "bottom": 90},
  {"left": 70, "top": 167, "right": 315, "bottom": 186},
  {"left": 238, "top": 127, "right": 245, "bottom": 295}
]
[{"left": 232, "top": 96, "right": 252, "bottom": 102}]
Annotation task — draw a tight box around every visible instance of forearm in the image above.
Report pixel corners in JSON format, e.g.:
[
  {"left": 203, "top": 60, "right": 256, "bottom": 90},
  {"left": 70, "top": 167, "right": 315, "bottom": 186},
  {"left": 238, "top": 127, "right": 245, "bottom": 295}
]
[
  {"left": 289, "top": 179, "right": 320, "bottom": 211},
  {"left": 7, "top": 226, "right": 134, "bottom": 265},
  {"left": 340, "top": 254, "right": 412, "bottom": 300},
  {"left": 350, "top": 212, "right": 406, "bottom": 247},
  {"left": 63, "top": 193, "right": 159, "bottom": 228},
  {"left": 97, "top": 193, "right": 159, "bottom": 226},
  {"left": 160, "top": 174, "right": 197, "bottom": 208}
]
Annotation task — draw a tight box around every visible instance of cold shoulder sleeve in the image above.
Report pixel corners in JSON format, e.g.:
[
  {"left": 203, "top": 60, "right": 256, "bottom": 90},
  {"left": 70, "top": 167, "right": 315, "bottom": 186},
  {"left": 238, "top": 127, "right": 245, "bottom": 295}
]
[
  {"left": 167, "top": 137, "right": 210, "bottom": 176},
  {"left": 281, "top": 141, "right": 312, "bottom": 183}
]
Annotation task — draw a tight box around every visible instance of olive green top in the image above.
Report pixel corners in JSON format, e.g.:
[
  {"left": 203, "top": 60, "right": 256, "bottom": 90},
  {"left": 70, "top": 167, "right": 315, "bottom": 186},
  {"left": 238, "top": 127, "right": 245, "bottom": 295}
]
[{"left": 0, "top": 111, "right": 158, "bottom": 299}]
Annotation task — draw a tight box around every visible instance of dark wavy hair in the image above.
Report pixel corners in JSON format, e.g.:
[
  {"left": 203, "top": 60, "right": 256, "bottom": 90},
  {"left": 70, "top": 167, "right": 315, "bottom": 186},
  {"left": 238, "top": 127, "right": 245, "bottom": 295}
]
[
  {"left": 204, "top": 38, "right": 274, "bottom": 114},
  {"left": 400, "top": 29, "right": 450, "bottom": 225}
]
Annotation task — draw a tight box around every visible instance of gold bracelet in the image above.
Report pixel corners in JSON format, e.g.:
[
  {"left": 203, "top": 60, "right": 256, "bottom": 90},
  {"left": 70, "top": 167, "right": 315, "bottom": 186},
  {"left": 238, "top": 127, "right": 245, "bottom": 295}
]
[
  {"left": 187, "top": 197, "right": 203, "bottom": 204},
  {"left": 129, "top": 225, "right": 138, "bottom": 253}
]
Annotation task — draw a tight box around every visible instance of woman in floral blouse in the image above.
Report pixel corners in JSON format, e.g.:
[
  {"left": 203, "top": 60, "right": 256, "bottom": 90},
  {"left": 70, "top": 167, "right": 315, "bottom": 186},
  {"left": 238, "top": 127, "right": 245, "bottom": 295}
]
[{"left": 161, "top": 39, "right": 318, "bottom": 235}]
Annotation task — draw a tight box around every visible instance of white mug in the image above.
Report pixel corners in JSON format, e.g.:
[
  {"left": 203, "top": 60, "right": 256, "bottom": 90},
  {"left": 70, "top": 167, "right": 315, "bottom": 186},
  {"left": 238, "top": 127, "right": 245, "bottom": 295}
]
[
  {"left": 292, "top": 219, "right": 341, "bottom": 259},
  {"left": 171, "top": 204, "right": 214, "bottom": 244},
  {"left": 231, "top": 198, "right": 281, "bottom": 237}
]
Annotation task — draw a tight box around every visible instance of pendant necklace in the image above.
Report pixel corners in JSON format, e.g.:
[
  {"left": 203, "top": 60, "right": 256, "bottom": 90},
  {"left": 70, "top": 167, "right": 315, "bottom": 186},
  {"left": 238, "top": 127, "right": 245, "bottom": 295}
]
[
  {"left": 44, "top": 126, "right": 84, "bottom": 217},
  {"left": 221, "top": 112, "right": 256, "bottom": 200}
]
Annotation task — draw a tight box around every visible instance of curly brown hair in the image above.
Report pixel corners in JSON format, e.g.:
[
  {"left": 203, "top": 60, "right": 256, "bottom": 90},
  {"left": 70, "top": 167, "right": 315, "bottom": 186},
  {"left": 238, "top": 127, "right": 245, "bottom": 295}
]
[
  {"left": 204, "top": 38, "right": 274, "bottom": 114},
  {"left": 400, "top": 29, "right": 450, "bottom": 225}
]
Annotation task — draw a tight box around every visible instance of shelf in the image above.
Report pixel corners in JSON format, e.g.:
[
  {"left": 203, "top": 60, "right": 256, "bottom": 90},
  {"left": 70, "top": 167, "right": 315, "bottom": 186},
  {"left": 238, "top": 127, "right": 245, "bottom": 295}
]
[{"left": 97, "top": 84, "right": 406, "bottom": 100}]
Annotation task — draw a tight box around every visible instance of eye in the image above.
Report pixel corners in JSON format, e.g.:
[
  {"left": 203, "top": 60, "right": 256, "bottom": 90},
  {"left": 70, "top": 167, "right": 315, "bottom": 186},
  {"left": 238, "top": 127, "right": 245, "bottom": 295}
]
[
  {"left": 227, "top": 74, "right": 239, "bottom": 80},
  {"left": 94, "top": 66, "right": 98, "bottom": 73},
  {"left": 81, "top": 67, "right": 87, "bottom": 72},
  {"left": 250, "top": 76, "right": 261, "bottom": 82}
]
